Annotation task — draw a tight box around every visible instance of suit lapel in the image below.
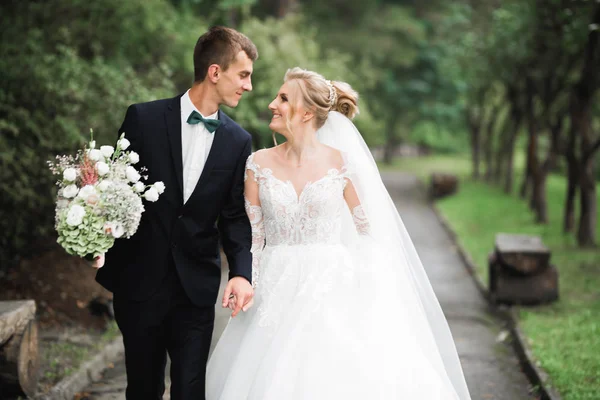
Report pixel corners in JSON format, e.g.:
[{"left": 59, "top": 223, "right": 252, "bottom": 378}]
[
  {"left": 183, "top": 110, "right": 230, "bottom": 208},
  {"left": 165, "top": 95, "right": 184, "bottom": 199}
]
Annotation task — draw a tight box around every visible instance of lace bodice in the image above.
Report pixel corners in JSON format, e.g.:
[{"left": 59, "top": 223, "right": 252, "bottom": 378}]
[
  {"left": 245, "top": 154, "right": 348, "bottom": 247},
  {"left": 244, "top": 152, "right": 369, "bottom": 288}
]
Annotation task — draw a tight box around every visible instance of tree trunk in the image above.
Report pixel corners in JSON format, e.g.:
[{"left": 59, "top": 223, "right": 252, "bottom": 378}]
[
  {"left": 483, "top": 104, "right": 502, "bottom": 182},
  {"left": 383, "top": 117, "right": 398, "bottom": 165},
  {"left": 577, "top": 157, "right": 597, "bottom": 247},
  {"left": 573, "top": 4, "right": 600, "bottom": 246},
  {"left": 503, "top": 85, "right": 523, "bottom": 194},
  {"left": 471, "top": 124, "right": 481, "bottom": 179},
  {"left": 522, "top": 77, "right": 540, "bottom": 213},
  {"left": 493, "top": 116, "right": 510, "bottom": 184},
  {"left": 564, "top": 160, "right": 578, "bottom": 233}
]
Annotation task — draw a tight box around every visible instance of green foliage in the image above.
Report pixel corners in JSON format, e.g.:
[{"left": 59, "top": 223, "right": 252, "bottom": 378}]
[
  {"left": 224, "top": 14, "right": 382, "bottom": 148},
  {"left": 408, "top": 121, "right": 466, "bottom": 154},
  {"left": 0, "top": 0, "right": 198, "bottom": 267}
]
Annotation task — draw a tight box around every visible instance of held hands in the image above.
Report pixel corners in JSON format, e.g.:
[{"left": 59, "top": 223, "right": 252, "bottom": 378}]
[{"left": 222, "top": 277, "right": 254, "bottom": 317}]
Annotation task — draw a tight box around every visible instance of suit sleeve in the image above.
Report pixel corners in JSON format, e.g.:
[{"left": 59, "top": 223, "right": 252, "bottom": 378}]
[
  {"left": 218, "top": 136, "right": 253, "bottom": 283},
  {"left": 99, "top": 104, "right": 144, "bottom": 289},
  {"left": 117, "top": 104, "right": 144, "bottom": 153}
]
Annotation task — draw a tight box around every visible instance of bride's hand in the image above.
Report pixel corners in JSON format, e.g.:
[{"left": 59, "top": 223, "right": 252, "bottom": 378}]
[{"left": 222, "top": 277, "right": 254, "bottom": 317}]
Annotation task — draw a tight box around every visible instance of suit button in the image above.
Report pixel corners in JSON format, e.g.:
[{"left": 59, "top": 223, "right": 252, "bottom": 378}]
[
  {"left": 171, "top": 243, "right": 177, "bottom": 249},
  {"left": 178, "top": 214, "right": 183, "bottom": 219}
]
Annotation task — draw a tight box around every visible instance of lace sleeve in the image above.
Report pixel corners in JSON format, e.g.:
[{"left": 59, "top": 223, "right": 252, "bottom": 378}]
[
  {"left": 244, "top": 153, "right": 265, "bottom": 288},
  {"left": 351, "top": 205, "right": 370, "bottom": 235},
  {"left": 343, "top": 167, "right": 371, "bottom": 236},
  {"left": 245, "top": 198, "right": 265, "bottom": 288}
]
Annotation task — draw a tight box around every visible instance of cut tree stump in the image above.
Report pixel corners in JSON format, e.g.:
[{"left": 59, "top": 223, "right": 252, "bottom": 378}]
[
  {"left": 489, "top": 252, "right": 559, "bottom": 305},
  {"left": 495, "top": 233, "right": 551, "bottom": 275},
  {"left": 0, "top": 300, "right": 40, "bottom": 397},
  {"left": 429, "top": 173, "right": 458, "bottom": 199}
]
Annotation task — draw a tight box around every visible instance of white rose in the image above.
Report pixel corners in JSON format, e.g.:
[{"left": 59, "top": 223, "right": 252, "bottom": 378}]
[
  {"left": 153, "top": 181, "right": 165, "bottom": 194},
  {"left": 144, "top": 187, "right": 159, "bottom": 202},
  {"left": 62, "top": 184, "right": 79, "bottom": 199},
  {"left": 96, "top": 161, "right": 110, "bottom": 176},
  {"left": 89, "top": 140, "right": 96, "bottom": 149},
  {"left": 66, "top": 204, "right": 86, "bottom": 226},
  {"left": 119, "top": 138, "right": 131, "bottom": 150},
  {"left": 128, "top": 151, "right": 140, "bottom": 164},
  {"left": 88, "top": 149, "right": 102, "bottom": 161},
  {"left": 126, "top": 166, "right": 141, "bottom": 183},
  {"left": 63, "top": 168, "right": 77, "bottom": 182},
  {"left": 134, "top": 181, "right": 145, "bottom": 193},
  {"left": 77, "top": 185, "right": 96, "bottom": 201},
  {"left": 100, "top": 145, "right": 114, "bottom": 158}
]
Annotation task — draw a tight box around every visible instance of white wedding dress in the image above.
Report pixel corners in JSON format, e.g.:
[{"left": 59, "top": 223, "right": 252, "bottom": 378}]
[{"left": 206, "top": 112, "right": 471, "bottom": 399}]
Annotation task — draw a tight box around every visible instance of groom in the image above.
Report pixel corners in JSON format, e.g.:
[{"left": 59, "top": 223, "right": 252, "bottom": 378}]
[{"left": 95, "top": 26, "right": 258, "bottom": 399}]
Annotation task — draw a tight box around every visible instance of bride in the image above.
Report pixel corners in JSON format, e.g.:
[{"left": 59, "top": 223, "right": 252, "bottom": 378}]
[{"left": 206, "top": 67, "right": 471, "bottom": 399}]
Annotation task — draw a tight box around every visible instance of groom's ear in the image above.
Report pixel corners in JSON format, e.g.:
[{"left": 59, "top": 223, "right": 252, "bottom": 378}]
[{"left": 207, "top": 64, "right": 221, "bottom": 83}]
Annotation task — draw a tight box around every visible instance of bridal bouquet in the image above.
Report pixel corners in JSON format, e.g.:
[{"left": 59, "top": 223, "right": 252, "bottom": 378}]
[{"left": 48, "top": 132, "right": 165, "bottom": 260}]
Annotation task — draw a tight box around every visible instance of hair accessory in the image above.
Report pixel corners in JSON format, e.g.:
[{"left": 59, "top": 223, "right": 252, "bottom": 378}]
[{"left": 325, "top": 80, "right": 337, "bottom": 108}]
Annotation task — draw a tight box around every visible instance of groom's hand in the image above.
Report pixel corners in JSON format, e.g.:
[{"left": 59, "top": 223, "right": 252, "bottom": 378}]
[
  {"left": 222, "top": 277, "right": 254, "bottom": 317},
  {"left": 90, "top": 254, "right": 105, "bottom": 269}
]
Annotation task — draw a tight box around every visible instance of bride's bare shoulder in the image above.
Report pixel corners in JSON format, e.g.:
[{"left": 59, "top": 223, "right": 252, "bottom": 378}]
[
  {"left": 251, "top": 146, "right": 282, "bottom": 167},
  {"left": 321, "top": 144, "right": 346, "bottom": 170}
]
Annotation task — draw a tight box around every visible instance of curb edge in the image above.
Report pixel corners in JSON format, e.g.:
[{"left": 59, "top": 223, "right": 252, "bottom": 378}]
[{"left": 431, "top": 203, "right": 562, "bottom": 400}]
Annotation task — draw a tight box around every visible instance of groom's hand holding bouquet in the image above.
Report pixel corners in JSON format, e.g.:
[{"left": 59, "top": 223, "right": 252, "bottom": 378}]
[{"left": 48, "top": 132, "right": 165, "bottom": 267}]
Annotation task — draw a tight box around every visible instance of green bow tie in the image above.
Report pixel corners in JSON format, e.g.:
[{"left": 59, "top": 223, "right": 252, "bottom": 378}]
[{"left": 186, "top": 110, "right": 221, "bottom": 133}]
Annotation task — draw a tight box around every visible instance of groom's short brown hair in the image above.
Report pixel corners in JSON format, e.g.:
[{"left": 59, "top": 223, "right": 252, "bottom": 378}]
[{"left": 193, "top": 26, "right": 258, "bottom": 83}]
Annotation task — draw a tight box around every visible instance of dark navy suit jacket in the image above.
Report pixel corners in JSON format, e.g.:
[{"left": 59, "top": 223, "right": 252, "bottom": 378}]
[{"left": 96, "top": 94, "right": 253, "bottom": 306}]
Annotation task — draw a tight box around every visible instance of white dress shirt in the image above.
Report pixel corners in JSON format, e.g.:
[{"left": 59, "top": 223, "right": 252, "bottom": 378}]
[{"left": 180, "top": 89, "right": 218, "bottom": 204}]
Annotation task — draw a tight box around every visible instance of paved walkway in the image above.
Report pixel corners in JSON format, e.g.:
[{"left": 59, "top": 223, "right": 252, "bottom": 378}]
[{"left": 81, "top": 172, "right": 534, "bottom": 399}]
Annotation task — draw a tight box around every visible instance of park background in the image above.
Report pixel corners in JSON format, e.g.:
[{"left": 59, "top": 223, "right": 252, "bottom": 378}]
[{"left": 0, "top": 0, "right": 598, "bottom": 398}]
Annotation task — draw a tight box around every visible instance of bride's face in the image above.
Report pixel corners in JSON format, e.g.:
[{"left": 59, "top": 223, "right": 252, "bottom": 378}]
[{"left": 268, "top": 82, "right": 303, "bottom": 135}]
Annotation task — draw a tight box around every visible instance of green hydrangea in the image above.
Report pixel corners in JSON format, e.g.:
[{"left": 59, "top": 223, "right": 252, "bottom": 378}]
[{"left": 56, "top": 206, "right": 115, "bottom": 259}]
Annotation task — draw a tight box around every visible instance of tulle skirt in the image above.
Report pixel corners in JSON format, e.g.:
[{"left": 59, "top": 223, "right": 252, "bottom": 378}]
[{"left": 206, "top": 242, "right": 461, "bottom": 399}]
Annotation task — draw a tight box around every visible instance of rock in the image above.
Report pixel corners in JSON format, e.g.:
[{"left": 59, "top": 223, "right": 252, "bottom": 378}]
[
  {"left": 495, "top": 233, "right": 551, "bottom": 275},
  {"left": 429, "top": 173, "right": 458, "bottom": 199},
  {"left": 489, "top": 252, "right": 559, "bottom": 305},
  {"left": 0, "top": 301, "right": 40, "bottom": 397},
  {"left": 0, "top": 300, "right": 36, "bottom": 345}
]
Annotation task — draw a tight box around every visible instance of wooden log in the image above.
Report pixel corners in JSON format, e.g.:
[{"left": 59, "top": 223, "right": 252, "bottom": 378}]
[
  {"left": 489, "top": 252, "right": 559, "bottom": 305},
  {"left": 0, "top": 300, "right": 36, "bottom": 345},
  {"left": 429, "top": 173, "right": 459, "bottom": 199},
  {"left": 0, "top": 319, "right": 40, "bottom": 397},
  {"left": 495, "top": 233, "right": 551, "bottom": 275}
]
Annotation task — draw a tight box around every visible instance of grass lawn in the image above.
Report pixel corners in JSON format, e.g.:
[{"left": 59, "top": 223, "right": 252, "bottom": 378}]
[{"left": 387, "top": 154, "right": 600, "bottom": 400}]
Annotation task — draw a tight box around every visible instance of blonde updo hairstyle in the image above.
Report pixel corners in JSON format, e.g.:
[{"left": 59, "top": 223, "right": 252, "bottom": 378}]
[{"left": 275, "top": 67, "right": 359, "bottom": 145}]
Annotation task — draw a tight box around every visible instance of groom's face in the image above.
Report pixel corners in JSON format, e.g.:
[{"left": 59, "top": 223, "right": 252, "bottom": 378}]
[{"left": 216, "top": 50, "right": 253, "bottom": 108}]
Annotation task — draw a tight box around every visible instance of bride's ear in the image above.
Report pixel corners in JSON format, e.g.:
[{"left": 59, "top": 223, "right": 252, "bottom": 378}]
[{"left": 302, "top": 110, "right": 314, "bottom": 123}]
